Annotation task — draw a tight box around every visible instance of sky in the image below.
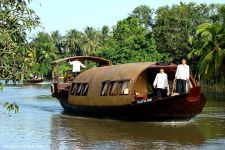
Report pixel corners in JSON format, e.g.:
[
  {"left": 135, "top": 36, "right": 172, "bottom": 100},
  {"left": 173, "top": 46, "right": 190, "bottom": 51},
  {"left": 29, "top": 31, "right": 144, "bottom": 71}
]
[{"left": 29, "top": 0, "right": 224, "bottom": 36}]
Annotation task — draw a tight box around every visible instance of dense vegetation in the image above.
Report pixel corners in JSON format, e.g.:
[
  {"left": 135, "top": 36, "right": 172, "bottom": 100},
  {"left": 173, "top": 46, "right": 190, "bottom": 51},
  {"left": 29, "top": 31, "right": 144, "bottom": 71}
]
[{"left": 0, "top": 1, "right": 225, "bottom": 83}]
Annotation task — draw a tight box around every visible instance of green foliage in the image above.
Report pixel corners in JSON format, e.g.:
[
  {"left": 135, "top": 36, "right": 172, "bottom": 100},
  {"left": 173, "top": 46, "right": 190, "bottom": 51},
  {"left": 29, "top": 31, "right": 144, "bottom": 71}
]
[
  {"left": 3, "top": 102, "right": 19, "bottom": 114},
  {"left": 65, "top": 29, "right": 84, "bottom": 56},
  {"left": 152, "top": 3, "right": 222, "bottom": 63},
  {"left": 1, "top": 2, "right": 224, "bottom": 83},
  {"left": 188, "top": 5, "right": 225, "bottom": 80},
  {"left": 96, "top": 16, "right": 168, "bottom": 64},
  {"left": 30, "top": 31, "right": 57, "bottom": 77},
  {"left": 83, "top": 26, "right": 101, "bottom": 55},
  {"left": 129, "top": 5, "right": 153, "bottom": 29},
  {"left": 0, "top": 82, "right": 3, "bottom": 91},
  {"left": 0, "top": 0, "right": 40, "bottom": 83}
]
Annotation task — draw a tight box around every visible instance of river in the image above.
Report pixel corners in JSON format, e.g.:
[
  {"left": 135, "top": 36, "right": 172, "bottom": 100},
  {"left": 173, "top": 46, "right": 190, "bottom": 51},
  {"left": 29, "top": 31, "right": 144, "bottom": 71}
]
[{"left": 0, "top": 84, "right": 225, "bottom": 150}]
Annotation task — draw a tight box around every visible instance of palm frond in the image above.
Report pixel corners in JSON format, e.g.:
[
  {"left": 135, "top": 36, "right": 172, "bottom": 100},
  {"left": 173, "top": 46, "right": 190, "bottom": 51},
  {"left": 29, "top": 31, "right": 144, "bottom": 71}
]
[{"left": 196, "top": 50, "right": 214, "bottom": 78}]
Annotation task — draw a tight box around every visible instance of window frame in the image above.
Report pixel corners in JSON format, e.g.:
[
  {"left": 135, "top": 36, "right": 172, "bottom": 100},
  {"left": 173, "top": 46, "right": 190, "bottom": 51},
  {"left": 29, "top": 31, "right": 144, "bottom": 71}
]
[
  {"left": 100, "top": 80, "right": 110, "bottom": 96},
  {"left": 100, "top": 79, "right": 131, "bottom": 96},
  {"left": 70, "top": 82, "right": 90, "bottom": 96}
]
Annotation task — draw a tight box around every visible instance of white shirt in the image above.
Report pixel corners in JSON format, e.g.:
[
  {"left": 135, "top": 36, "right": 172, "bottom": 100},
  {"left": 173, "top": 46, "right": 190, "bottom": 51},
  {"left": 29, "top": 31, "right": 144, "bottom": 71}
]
[
  {"left": 175, "top": 64, "right": 190, "bottom": 80},
  {"left": 153, "top": 73, "right": 169, "bottom": 89},
  {"left": 69, "top": 61, "right": 86, "bottom": 72}
]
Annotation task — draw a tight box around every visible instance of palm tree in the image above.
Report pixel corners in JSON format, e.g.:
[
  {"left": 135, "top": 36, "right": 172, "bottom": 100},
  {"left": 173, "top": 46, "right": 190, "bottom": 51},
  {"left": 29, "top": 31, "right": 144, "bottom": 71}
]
[
  {"left": 100, "top": 25, "right": 110, "bottom": 43},
  {"left": 31, "top": 32, "right": 57, "bottom": 76},
  {"left": 188, "top": 6, "right": 225, "bottom": 80},
  {"left": 51, "top": 30, "right": 63, "bottom": 54},
  {"left": 83, "top": 26, "right": 100, "bottom": 55},
  {"left": 65, "top": 29, "right": 83, "bottom": 56}
]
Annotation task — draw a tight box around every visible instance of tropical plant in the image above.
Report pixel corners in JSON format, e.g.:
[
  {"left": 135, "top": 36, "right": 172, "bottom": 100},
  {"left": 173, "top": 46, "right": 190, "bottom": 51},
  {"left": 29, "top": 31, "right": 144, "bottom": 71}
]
[
  {"left": 0, "top": 0, "right": 39, "bottom": 82},
  {"left": 129, "top": 5, "right": 153, "bottom": 29},
  {"left": 65, "top": 29, "right": 84, "bottom": 56},
  {"left": 96, "top": 16, "right": 168, "bottom": 64},
  {"left": 100, "top": 25, "right": 110, "bottom": 44},
  {"left": 188, "top": 6, "right": 225, "bottom": 80},
  {"left": 153, "top": 3, "right": 221, "bottom": 63},
  {"left": 83, "top": 26, "right": 100, "bottom": 55},
  {"left": 31, "top": 32, "right": 57, "bottom": 76},
  {"left": 51, "top": 30, "right": 63, "bottom": 54}
]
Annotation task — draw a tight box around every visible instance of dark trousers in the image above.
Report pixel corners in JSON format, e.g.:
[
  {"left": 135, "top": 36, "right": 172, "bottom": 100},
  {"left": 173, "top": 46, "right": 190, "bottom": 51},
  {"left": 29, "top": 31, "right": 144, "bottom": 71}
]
[
  {"left": 72, "top": 72, "right": 79, "bottom": 78},
  {"left": 156, "top": 88, "right": 167, "bottom": 98},
  {"left": 176, "top": 79, "right": 186, "bottom": 94}
]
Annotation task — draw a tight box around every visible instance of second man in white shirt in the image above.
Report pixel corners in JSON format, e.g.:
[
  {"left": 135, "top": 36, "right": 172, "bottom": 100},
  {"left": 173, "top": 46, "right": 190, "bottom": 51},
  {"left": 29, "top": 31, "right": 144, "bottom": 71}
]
[{"left": 153, "top": 68, "right": 169, "bottom": 98}]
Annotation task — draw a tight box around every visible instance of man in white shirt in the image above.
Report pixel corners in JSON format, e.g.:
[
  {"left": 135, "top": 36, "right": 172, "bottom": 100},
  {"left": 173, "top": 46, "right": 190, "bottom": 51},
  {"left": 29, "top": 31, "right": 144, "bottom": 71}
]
[
  {"left": 69, "top": 59, "right": 86, "bottom": 77},
  {"left": 153, "top": 68, "right": 169, "bottom": 98},
  {"left": 175, "top": 58, "right": 190, "bottom": 94}
]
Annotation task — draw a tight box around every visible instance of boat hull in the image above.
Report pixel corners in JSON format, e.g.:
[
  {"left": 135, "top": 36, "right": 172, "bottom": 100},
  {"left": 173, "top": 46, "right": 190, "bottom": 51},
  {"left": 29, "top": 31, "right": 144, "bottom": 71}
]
[
  {"left": 27, "top": 78, "right": 44, "bottom": 83},
  {"left": 57, "top": 89, "right": 206, "bottom": 121}
]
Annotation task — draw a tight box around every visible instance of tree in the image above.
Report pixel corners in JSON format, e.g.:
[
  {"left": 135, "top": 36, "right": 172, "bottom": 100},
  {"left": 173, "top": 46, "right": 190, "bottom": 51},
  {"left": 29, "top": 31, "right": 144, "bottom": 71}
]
[
  {"left": 100, "top": 25, "right": 110, "bottom": 44},
  {"left": 152, "top": 3, "right": 220, "bottom": 63},
  {"left": 65, "top": 29, "right": 84, "bottom": 56},
  {"left": 83, "top": 26, "right": 100, "bottom": 55},
  {"left": 188, "top": 5, "right": 225, "bottom": 80},
  {"left": 129, "top": 5, "right": 153, "bottom": 29},
  {"left": 0, "top": 0, "right": 39, "bottom": 82},
  {"left": 51, "top": 30, "right": 63, "bottom": 54},
  {"left": 31, "top": 32, "right": 57, "bottom": 76},
  {"left": 96, "top": 16, "right": 167, "bottom": 64}
]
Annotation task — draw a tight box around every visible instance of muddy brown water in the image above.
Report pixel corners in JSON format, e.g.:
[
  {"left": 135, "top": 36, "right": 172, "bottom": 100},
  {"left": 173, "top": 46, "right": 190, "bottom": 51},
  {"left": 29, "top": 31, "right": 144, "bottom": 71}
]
[{"left": 0, "top": 84, "right": 225, "bottom": 150}]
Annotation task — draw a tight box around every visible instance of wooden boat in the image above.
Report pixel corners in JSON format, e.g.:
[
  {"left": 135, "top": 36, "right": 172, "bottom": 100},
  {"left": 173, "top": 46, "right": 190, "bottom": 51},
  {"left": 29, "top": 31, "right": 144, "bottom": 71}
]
[
  {"left": 51, "top": 56, "right": 206, "bottom": 121},
  {"left": 27, "top": 78, "right": 44, "bottom": 83}
]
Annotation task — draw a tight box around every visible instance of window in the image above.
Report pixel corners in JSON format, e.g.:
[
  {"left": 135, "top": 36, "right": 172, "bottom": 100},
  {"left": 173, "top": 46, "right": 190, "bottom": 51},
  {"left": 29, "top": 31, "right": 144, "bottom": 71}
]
[
  {"left": 81, "top": 83, "right": 89, "bottom": 96},
  {"left": 100, "top": 80, "right": 130, "bottom": 96},
  {"left": 70, "top": 83, "right": 76, "bottom": 95},
  {"left": 75, "top": 83, "right": 82, "bottom": 96},
  {"left": 118, "top": 80, "right": 130, "bottom": 95},
  {"left": 70, "top": 83, "right": 80, "bottom": 95},
  {"left": 100, "top": 81, "right": 110, "bottom": 96},
  {"left": 70, "top": 82, "right": 89, "bottom": 96},
  {"left": 109, "top": 81, "right": 119, "bottom": 96}
]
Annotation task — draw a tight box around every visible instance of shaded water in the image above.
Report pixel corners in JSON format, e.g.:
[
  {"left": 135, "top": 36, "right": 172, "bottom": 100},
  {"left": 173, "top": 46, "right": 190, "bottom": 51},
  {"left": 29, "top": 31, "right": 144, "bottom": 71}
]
[{"left": 0, "top": 84, "right": 225, "bottom": 150}]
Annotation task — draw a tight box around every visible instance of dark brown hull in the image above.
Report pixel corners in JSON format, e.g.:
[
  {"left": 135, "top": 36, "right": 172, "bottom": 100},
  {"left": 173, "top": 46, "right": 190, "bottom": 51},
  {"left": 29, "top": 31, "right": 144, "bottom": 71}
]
[
  {"left": 27, "top": 78, "right": 44, "bottom": 83},
  {"left": 56, "top": 87, "right": 206, "bottom": 121}
]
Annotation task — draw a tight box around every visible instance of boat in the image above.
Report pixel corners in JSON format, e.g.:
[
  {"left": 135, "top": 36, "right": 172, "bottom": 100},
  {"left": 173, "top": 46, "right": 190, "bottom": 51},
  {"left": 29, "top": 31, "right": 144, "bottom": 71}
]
[
  {"left": 51, "top": 56, "right": 206, "bottom": 121},
  {"left": 26, "top": 78, "right": 44, "bottom": 84}
]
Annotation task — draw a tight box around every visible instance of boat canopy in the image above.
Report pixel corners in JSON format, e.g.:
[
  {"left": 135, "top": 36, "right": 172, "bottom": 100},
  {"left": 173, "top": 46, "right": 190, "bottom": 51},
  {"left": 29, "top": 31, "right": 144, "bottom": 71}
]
[
  {"left": 68, "top": 62, "right": 181, "bottom": 106},
  {"left": 51, "top": 56, "right": 112, "bottom": 83},
  {"left": 51, "top": 56, "right": 112, "bottom": 66},
  {"left": 74, "top": 62, "right": 177, "bottom": 83}
]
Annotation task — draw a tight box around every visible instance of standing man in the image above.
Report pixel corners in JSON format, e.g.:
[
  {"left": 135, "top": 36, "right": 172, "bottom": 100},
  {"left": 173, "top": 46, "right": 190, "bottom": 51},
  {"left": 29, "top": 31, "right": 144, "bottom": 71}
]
[
  {"left": 153, "top": 68, "right": 169, "bottom": 98},
  {"left": 69, "top": 59, "right": 86, "bottom": 77},
  {"left": 175, "top": 58, "right": 190, "bottom": 94}
]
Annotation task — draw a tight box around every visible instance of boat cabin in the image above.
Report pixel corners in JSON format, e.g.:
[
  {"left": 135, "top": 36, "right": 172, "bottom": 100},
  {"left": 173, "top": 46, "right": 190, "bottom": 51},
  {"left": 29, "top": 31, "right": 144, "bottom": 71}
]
[{"left": 51, "top": 56, "right": 196, "bottom": 107}]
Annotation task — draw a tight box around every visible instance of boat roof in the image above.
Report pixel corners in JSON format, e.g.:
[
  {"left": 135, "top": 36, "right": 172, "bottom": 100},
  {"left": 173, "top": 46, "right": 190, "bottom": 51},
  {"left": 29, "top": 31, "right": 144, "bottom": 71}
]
[
  {"left": 51, "top": 56, "right": 112, "bottom": 66},
  {"left": 75, "top": 62, "right": 177, "bottom": 83}
]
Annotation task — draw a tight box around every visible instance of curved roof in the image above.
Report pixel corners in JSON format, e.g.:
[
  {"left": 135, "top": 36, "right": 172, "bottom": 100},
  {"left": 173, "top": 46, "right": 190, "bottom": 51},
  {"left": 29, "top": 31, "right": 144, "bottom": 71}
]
[
  {"left": 74, "top": 62, "right": 177, "bottom": 83},
  {"left": 70, "top": 62, "right": 179, "bottom": 106},
  {"left": 51, "top": 56, "right": 112, "bottom": 66}
]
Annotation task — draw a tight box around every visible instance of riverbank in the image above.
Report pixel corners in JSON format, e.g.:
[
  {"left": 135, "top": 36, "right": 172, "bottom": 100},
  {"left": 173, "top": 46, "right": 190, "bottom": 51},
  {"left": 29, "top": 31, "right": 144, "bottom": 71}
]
[{"left": 201, "top": 80, "right": 225, "bottom": 97}]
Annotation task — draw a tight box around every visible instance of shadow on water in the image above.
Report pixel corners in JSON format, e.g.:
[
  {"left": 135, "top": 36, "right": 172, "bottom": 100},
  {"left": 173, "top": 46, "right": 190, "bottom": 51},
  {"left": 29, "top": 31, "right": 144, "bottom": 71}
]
[
  {"left": 50, "top": 113, "right": 205, "bottom": 150},
  {"left": 48, "top": 94, "right": 225, "bottom": 150}
]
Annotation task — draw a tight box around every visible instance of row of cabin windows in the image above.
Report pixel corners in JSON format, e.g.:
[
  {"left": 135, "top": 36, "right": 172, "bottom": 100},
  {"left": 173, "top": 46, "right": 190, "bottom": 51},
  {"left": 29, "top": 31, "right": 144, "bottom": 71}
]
[
  {"left": 100, "top": 80, "right": 131, "bottom": 96},
  {"left": 70, "top": 82, "right": 89, "bottom": 96}
]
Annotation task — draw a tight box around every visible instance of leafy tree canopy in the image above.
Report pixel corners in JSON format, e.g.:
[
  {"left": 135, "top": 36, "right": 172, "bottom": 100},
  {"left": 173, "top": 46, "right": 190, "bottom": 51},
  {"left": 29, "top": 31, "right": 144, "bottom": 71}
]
[{"left": 0, "top": 0, "right": 39, "bottom": 82}]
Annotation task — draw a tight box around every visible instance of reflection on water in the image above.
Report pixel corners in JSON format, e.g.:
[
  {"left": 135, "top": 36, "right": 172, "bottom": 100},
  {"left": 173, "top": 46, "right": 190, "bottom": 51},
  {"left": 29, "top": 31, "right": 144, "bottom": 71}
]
[
  {"left": 0, "top": 85, "right": 225, "bottom": 150},
  {"left": 50, "top": 115, "right": 204, "bottom": 150}
]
